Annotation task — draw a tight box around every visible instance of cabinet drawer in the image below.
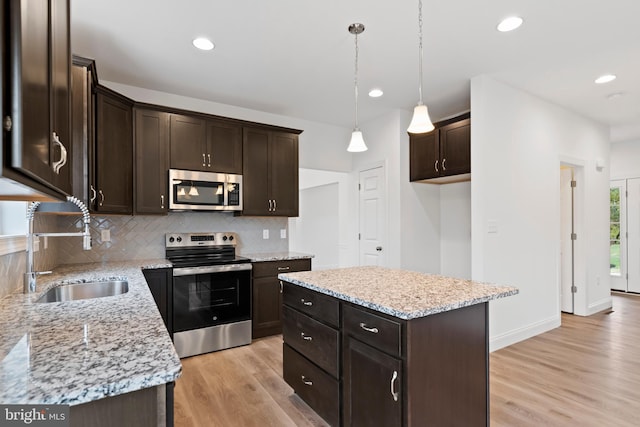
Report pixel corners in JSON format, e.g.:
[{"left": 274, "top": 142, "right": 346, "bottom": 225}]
[
  {"left": 282, "top": 282, "right": 339, "bottom": 327},
  {"left": 252, "top": 259, "right": 311, "bottom": 278},
  {"left": 343, "top": 304, "right": 403, "bottom": 357},
  {"left": 282, "top": 306, "right": 339, "bottom": 378},
  {"left": 283, "top": 344, "right": 339, "bottom": 427}
]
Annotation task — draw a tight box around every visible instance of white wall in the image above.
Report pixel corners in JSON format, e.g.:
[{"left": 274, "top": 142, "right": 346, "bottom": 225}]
[
  {"left": 471, "top": 76, "right": 611, "bottom": 351},
  {"left": 103, "top": 81, "right": 353, "bottom": 173},
  {"left": 440, "top": 182, "right": 472, "bottom": 279},
  {"left": 611, "top": 140, "right": 640, "bottom": 179}
]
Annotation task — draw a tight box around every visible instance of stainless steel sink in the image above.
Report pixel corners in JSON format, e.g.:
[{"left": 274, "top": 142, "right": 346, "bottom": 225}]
[{"left": 36, "top": 280, "right": 129, "bottom": 303}]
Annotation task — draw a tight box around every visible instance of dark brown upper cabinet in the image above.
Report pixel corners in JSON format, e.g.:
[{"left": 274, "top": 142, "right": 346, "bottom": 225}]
[
  {"left": 92, "top": 90, "right": 133, "bottom": 214},
  {"left": 1, "top": 0, "right": 72, "bottom": 199},
  {"left": 169, "top": 114, "right": 242, "bottom": 174},
  {"left": 410, "top": 114, "right": 470, "bottom": 184},
  {"left": 135, "top": 108, "right": 169, "bottom": 214},
  {"left": 242, "top": 128, "right": 299, "bottom": 217}
]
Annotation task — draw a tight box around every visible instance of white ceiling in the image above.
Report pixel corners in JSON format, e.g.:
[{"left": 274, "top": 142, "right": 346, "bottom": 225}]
[{"left": 71, "top": 0, "right": 640, "bottom": 141}]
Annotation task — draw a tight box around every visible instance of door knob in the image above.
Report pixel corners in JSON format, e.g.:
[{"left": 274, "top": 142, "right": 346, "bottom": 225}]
[{"left": 376, "top": 246, "right": 382, "bottom": 251}]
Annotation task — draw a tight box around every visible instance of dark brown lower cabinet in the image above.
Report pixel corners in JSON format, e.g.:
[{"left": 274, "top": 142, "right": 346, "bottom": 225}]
[
  {"left": 343, "top": 337, "right": 402, "bottom": 427},
  {"left": 281, "top": 281, "right": 489, "bottom": 427},
  {"left": 251, "top": 258, "right": 311, "bottom": 339},
  {"left": 142, "top": 268, "right": 173, "bottom": 336}
]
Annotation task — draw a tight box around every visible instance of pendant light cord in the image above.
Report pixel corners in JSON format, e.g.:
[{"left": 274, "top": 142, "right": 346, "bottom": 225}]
[
  {"left": 354, "top": 30, "right": 360, "bottom": 129},
  {"left": 418, "top": 0, "right": 424, "bottom": 106}
]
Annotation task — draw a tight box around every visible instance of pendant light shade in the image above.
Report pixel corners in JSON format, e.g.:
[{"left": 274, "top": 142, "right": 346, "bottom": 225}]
[
  {"left": 407, "top": 103, "right": 434, "bottom": 133},
  {"left": 347, "top": 129, "right": 367, "bottom": 152},
  {"left": 347, "top": 23, "right": 368, "bottom": 152},
  {"left": 407, "top": 0, "right": 434, "bottom": 134}
]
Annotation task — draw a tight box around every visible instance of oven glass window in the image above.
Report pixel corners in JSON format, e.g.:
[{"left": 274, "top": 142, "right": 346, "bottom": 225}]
[
  {"left": 174, "top": 180, "right": 224, "bottom": 206},
  {"left": 173, "top": 270, "right": 251, "bottom": 332}
]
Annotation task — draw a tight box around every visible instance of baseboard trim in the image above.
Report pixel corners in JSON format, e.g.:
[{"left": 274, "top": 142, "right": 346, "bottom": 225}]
[
  {"left": 489, "top": 314, "right": 561, "bottom": 352},
  {"left": 586, "top": 297, "right": 613, "bottom": 315}
]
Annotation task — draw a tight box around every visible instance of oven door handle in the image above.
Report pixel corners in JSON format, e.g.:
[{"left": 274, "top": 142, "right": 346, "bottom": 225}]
[{"left": 173, "top": 263, "right": 253, "bottom": 276}]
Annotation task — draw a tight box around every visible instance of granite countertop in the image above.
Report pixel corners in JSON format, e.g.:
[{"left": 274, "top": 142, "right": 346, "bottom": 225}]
[
  {"left": 0, "top": 259, "right": 181, "bottom": 405},
  {"left": 279, "top": 266, "right": 518, "bottom": 320},
  {"left": 243, "top": 251, "right": 314, "bottom": 262}
]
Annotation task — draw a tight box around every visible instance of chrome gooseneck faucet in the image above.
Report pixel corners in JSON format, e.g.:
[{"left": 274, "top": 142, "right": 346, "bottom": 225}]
[{"left": 24, "top": 196, "right": 92, "bottom": 293}]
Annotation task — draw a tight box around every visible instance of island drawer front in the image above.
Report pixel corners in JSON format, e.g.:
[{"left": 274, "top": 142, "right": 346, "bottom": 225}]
[
  {"left": 343, "top": 304, "right": 403, "bottom": 357},
  {"left": 282, "top": 282, "right": 340, "bottom": 327},
  {"left": 253, "top": 258, "right": 311, "bottom": 278},
  {"left": 283, "top": 344, "right": 340, "bottom": 427},
  {"left": 283, "top": 305, "right": 340, "bottom": 378}
]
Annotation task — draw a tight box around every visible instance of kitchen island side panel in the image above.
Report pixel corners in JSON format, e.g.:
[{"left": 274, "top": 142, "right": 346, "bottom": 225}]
[{"left": 406, "top": 302, "right": 488, "bottom": 427}]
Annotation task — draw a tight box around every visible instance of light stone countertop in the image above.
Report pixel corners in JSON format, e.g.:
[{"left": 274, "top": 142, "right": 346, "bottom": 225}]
[
  {"left": 243, "top": 251, "right": 314, "bottom": 263},
  {"left": 279, "top": 266, "right": 518, "bottom": 320},
  {"left": 0, "top": 259, "right": 181, "bottom": 405}
]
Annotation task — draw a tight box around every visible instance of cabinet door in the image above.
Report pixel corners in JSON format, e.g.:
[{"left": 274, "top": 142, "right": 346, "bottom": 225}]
[
  {"left": 242, "top": 128, "right": 270, "bottom": 215},
  {"left": 169, "top": 114, "right": 206, "bottom": 171},
  {"left": 135, "top": 109, "right": 169, "bottom": 214},
  {"left": 9, "top": 0, "right": 52, "bottom": 186},
  {"left": 206, "top": 120, "right": 242, "bottom": 174},
  {"left": 344, "top": 337, "right": 402, "bottom": 427},
  {"left": 142, "top": 268, "right": 173, "bottom": 335},
  {"left": 439, "top": 118, "right": 470, "bottom": 177},
  {"left": 95, "top": 93, "right": 133, "bottom": 213},
  {"left": 49, "top": 0, "right": 72, "bottom": 194},
  {"left": 270, "top": 132, "right": 299, "bottom": 216},
  {"left": 252, "top": 276, "right": 282, "bottom": 338},
  {"left": 409, "top": 129, "right": 439, "bottom": 181}
]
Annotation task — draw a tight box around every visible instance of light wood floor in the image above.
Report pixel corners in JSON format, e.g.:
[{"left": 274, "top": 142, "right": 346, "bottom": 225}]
[{"left": 175, "top": 293, "right": 640, "bottom": 426}]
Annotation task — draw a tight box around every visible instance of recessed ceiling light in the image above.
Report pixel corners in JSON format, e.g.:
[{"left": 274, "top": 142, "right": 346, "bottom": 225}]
[
  {"left": 595, "top": 74, "right": 616, "bottom": 84},
  {"left": 193, "top": 37, "right": 214, "bottom": 51},
  {"left": 369, "top": 88, "right": 383, "bottom": 98},
  {"left": 497, "top": 16, "right": 523, "bottom": 32}
]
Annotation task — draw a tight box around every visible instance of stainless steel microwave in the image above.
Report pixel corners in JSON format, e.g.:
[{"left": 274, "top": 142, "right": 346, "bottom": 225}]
[{"left": 169, "top": 169, "right": 242, "bottom": 211}]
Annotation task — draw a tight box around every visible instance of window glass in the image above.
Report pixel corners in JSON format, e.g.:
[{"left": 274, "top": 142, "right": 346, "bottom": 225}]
[{"left": 610, "top": 187, "right": 621, "bottom": 276}]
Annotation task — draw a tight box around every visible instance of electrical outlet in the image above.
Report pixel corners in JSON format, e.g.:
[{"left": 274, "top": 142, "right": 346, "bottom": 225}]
[
  {"left": 280, "top": 229, "right": 287, "bottom": 239},
  {"left": 262, "top": 229, "right": 269, "bottom": 239},
  {"left": 33, "top": 237, "right": 40, "bottom": 253},
  {"left": 43, "top": 236, "right": 48, "bottom": 249},
  {"left": 101, "top": 229, "right": 111, "bottom": 242}
]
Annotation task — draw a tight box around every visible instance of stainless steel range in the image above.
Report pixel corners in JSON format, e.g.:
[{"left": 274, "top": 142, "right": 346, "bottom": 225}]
[{"left": 165, "top": 232, "right": 252, "bottom": 358}]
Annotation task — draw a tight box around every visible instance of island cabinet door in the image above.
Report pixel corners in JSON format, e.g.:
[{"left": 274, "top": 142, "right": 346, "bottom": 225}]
[{"left": 343, "top": 336, "right": 402, "bottom": 427}]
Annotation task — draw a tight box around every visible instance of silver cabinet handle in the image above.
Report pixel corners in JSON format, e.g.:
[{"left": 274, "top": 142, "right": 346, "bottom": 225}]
[
  {"left": 300, "top": 332, "right": 313, "bottom": 341},
  {"left": 268, "top": 199, "right": 273, "bottom": 212},
  {"left": 51, "top": 132, "right": 68, "bottom": 174},
  {"left": 90, "top": 185, "right": 97, "bottom": 203},
  {"left": 202, "top": 153, "right": 206, "bottom": 167},
  {"left": 207, "top": 153, "right": 211, "bottom": 167},
  {"left": 273, "top": 199, "right": 277, "bottom": 211},
  {"left": 301, "top": 375, "right": 313, "bottom": 386},
  {"left": 434, "top": 159, "right": 439, "bottom": 172},
  {"left": 300, "top": 298, "right": 313, "bottom": 306},
  {"left": 442, "top": 158, "right": 447, "bottom": 171},
  {"left": 278, "top": 266, "right": 290, "bottom": 271},
  {"left": 279, "top": 280, "right": 283, "bottom": 294},
  {"left": 360, "top": 323, "right": 379, "bottom": 333},
  {"left": 161, "top": 195, "right": 165, "bottom": 209},
  {"left": 98, "top": 190, "right": 105, "bottom": 207},
  {"left": 390, "top": 370, "right": 399, "bottom": 402}
]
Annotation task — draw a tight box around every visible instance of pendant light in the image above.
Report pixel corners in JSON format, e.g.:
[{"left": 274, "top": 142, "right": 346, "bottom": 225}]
[
  {"left": 347, "top": 23, "right": 368, "bottom": 152},
  {"left": 407, "top": 0, "right": 434, "bottom": 134},
  {"left": 188, "top": 182, "right": 199, "bottom": 197}
]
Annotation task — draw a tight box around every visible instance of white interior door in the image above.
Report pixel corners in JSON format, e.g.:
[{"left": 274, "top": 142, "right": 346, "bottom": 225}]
[
  {"left": 627, "top": 178, "right": 640, "bottom": 293},
  {"left": 359, "top": 166, "right": 386, "bottom": 266},
  {"left": 560, "top": 167, "right": 574, "bottom": 313},
  {"left": 610, "top": 180, "right": 627, "bottom": 291}
]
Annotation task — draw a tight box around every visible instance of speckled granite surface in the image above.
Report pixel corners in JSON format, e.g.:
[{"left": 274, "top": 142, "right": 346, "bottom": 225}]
[
  {"left": 279, "top": 266, "right": 518, "bottom": 320},
  {"left": 0, "top": 259, "right": 181, "bottom": 405},
  {"left": 243, "top": 251, "right": 314, "bottom": 262}
]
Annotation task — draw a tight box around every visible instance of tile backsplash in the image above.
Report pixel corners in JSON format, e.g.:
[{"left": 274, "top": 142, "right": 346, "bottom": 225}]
[{"left": 56, "top": 212, "right": 289, "bottom": 265}]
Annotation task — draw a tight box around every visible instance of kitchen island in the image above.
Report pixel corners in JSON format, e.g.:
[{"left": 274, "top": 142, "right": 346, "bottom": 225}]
[
  {"left": 0, "top": 260, "right": 181, "bottom": 427},
  {"left": 278, "top": 266, "right": 518, "bottom": 427}
]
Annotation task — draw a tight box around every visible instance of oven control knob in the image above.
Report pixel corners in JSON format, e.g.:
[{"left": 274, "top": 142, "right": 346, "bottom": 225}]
[
  {"left": 177, "top": 236, "right": 182, "bottom": 243},
  {"left": 169, "top": 237, "right": 175, "bottom": 243},
  {"left": 229, "top": 235, "right": 234, "bottom": 241},
  {"left": 213, "top": 316, "right": 218, "bottom": 321},
  {"left": 222, "top": 235, "right": 228, "bottom": 241}
]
